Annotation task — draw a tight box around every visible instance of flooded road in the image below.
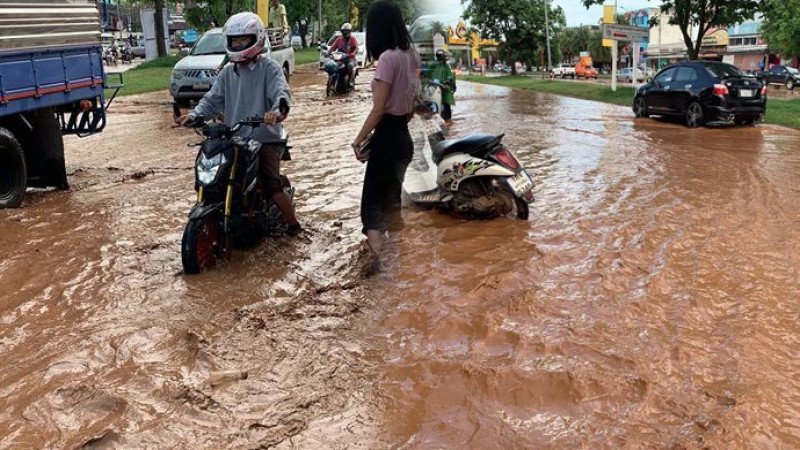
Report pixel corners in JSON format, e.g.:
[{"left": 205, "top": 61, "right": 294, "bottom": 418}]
[{"left": 2, "top": 65, "right": 800, "bottom": 449}]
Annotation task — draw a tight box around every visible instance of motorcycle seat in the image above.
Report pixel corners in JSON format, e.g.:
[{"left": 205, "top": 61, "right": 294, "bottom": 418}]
[{"left": 432, "top": 133, "right": 503, "bottom": 165}]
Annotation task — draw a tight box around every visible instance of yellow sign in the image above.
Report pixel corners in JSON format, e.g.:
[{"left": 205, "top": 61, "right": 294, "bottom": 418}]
[
  {"left": 456, "top": 21, "right": 468, "bottom": 39},
  {"left": 602, "top": 5, "right": 615, "bottom": 47},
  {"left": 256, "top": 0, "right": 269, "bottom": 27},
  {"left": 702, "top": 29, "right": 729, "bottom": 47}
]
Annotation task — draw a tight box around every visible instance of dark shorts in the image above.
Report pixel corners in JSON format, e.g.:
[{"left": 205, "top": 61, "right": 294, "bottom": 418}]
[
  {"left": 361, "top": 114, "right": 413, "bottom": 234},
  {"left": 258, "top": 144, "right": 283, "bottom": 196}
]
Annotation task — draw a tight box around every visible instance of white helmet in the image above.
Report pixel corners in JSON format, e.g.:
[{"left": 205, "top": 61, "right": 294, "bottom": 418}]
[
  {"left": 222, "top": 12, "right": 266, "bottom": 63},
  {"left": 341, "top": 23, "right": 353, "bottom": 34}
]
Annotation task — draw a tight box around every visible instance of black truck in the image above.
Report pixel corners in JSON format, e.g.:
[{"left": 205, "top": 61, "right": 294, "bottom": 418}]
[{"left": 755, "top": 65, "right": 800, "bottom": 90}]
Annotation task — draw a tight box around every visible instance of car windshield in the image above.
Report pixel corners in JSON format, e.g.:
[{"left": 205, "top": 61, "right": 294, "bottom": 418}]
[
  {"left": 191, "top": 33, "right": 226, "bottom": 55},
  {"left": 704, "top": 62, "right": 748, "bottom": 78}
]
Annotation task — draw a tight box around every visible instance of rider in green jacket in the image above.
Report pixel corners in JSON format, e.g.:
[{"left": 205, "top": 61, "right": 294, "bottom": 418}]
[{"left": 423, "top": 49, "right": 456, "bottom": 120}]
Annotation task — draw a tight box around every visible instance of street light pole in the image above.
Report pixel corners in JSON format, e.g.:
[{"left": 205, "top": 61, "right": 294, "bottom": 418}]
[{"left": 544, "top": 0, "right": 551, "bottom": 71}]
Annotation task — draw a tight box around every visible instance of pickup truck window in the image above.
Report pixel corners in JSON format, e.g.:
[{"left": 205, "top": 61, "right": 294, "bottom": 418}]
[{"left": 192, "top": 33, "right": 226, "bottom": 55}]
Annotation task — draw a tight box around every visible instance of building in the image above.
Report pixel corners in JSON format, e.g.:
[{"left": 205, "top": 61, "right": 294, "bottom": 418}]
[
  {"left": 643, "top": 8, "right": 697, "bottom": 69},
  {"left": 724, "top": 21, "right": 771, "bottom": 72}
]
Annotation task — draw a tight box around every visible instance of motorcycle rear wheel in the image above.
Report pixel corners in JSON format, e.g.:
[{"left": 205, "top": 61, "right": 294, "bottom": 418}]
[{"left": 182, "top": 216, "right": 225, "bottom": 274}]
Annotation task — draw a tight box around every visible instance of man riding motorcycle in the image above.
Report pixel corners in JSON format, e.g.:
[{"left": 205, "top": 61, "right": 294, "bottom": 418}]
[
  {"left": 422, "top": 49, "right": 456, "bottom": 120},
  {"left": 176, "top": 12, "right": 301, "bottom": 236},
  {"left": 328, "top": 23, "right": 358, "bottom": 87}
]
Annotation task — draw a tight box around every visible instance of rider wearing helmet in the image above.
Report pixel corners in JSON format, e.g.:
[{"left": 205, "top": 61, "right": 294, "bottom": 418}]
[
  {"left": 329, "top": 23, "right": 358, "bottom": 86},
  {"left": 177, "top": 12, "right": 301, "bottom": 235},
  {"left": 422, "top": 49, "right": 456, "bottom": 120}
]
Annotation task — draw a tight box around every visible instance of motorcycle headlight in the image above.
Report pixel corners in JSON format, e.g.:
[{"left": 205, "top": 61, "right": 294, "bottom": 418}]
[
  {"left": 196, "top": 153, "right": 226, "bottom": 185},
  {"left": 172, "top": 69, "right": 187, "bottom": 80}
]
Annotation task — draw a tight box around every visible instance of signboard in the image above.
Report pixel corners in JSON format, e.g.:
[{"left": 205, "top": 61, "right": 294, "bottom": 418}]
[
  {"left": 701, "top": 29, "right": 729, "bottom": 47},
  {"left": 602, "top": 24, "right": 648, "bottom": 42},
  {"left": 723, "top": 54, "right": 735, "bottom": 64}
]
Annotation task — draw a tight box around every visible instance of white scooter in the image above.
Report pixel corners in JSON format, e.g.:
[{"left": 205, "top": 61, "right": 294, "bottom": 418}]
[{"left": 403, "top": 79, "right": 534, "bottom": 219}]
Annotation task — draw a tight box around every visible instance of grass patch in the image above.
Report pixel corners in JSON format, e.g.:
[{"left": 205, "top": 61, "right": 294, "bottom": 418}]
[
  {"left": 765, "top": 98, "right": 800, "bottom": 129},
  {"left": 136, "top": 55, "right": 182, "bottom": 69},
  {"left": 461, "top": 75, "right": 636, "bottom": 107},
  {"left": 295, "top": 47, "right": 320, "bottom": 65},
  {"left": 461, "top": 74, "right": 800, "bottom": 129}
]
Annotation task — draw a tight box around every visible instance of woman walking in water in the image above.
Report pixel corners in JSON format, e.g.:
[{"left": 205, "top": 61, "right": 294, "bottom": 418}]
[{"left": 351, "top": 0, "right": 420, "bottom": 257}]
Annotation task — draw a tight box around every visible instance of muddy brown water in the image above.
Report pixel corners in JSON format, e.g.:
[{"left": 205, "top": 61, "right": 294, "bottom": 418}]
[{"left": 2, "top": 65, "right": 800, "bottom": 449}]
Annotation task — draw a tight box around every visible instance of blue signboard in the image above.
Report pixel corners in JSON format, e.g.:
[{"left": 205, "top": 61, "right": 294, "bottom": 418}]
[{"left": 183, "top": 29, "right": 198, "bottom": 44}]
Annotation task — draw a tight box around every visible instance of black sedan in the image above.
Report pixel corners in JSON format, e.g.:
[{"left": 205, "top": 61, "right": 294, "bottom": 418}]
[{"left": 633, "top": 61, "right": 766, "bottom": 128}]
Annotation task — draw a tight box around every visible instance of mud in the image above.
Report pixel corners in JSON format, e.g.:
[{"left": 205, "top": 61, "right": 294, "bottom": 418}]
[{"left": 2, "top": 65, "right": 800, "bottom": 449}]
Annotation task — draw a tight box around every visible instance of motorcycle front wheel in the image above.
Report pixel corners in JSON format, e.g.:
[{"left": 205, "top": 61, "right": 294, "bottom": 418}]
[{"left": 181, "top": 216, "right": 226, "bottom": 274}]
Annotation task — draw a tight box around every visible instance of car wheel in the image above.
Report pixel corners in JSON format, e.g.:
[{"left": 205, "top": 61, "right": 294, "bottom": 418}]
[
  {"left": 786, "top": 79, "right": 795, "bottom": 90},
  {"left": 685, "top": 102, "right": 704, "bottom": 128},
  {"left": 633, "top": 96, "right": 649, "bottom": 118}
]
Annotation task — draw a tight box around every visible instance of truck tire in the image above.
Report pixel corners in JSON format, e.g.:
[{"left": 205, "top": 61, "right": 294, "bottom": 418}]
[
  {"left": 786, "top": 79, "right": 795, "bottom": 90},
  {"left": 24, "top": 107, "right": 68, "bottom": 189},
  {"left": 0, "top": 127, "right": 27, "bottom": 209}
]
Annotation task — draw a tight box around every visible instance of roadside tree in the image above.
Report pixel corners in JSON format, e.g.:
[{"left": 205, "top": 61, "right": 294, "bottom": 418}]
[
  {"left": 464, "top": 0, "right": 565, "bottom": 75},
  {"left": 760, "top": 0, "right": 800, "bottom": 60}
]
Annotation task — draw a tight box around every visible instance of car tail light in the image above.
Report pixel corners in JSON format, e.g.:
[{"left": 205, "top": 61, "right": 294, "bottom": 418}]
[
  {"left": 761, "top": 85, "right": 767, "bottom": 95},
  {"left": 713, "top": 84, "right": 729, "bottom": 96},
  {"left": 494, "top": 148, "right": 520, "bottom": 170}
]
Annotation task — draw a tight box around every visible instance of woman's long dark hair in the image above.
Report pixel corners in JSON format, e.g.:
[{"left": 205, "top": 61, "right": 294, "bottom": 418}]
[{"left": 366, "top": 0, "right": 412, "bottom": 60}]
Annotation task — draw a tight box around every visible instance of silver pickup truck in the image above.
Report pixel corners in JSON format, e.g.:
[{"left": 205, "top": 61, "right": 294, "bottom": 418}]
[{"left": 169, "top": 28, "right": 294, "bottom": 104}]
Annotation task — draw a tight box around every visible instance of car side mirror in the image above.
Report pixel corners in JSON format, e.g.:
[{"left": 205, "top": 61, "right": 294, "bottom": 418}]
[
  {"left": 646, "top": 77, "right": 653, "bottom": 84},
  {"left": 180, "top": 48, "right": 190, "bottom": 57},
  {"left": 319, "top": 44, "right": 326, "bottom": 51}
]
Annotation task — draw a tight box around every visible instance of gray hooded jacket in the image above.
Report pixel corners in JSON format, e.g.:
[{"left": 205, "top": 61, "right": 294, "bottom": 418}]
[{"left": 190, "top": 56, "right": 291, "bottom": 143}]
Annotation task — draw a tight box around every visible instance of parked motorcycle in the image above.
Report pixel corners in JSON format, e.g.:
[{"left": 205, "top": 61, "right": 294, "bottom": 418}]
[
  {"left": 403, "top": 80, "right": 534, "bottom": 219},
  {"left": 180, "top": 110, "right": 295, "bottom": 274},
  {"left": 324, "top": 51, "right": 356, "bottom": 97}
]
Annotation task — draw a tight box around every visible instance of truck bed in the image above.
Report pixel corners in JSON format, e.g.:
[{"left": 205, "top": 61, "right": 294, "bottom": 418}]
[
  {"left": 0, "top": 45, "right": 105, "bottom": 117},
  {"left": 0, "top": 0, "right": 101, "bottom": 51}
]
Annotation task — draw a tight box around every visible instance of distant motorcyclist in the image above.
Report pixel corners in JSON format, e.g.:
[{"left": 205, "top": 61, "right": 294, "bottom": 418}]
[
  {"left": 328, "top": 23, "right": 358, "bottom": 86},
  {"left": 422, "top": 49, "right": 456, "bottom": 120}
]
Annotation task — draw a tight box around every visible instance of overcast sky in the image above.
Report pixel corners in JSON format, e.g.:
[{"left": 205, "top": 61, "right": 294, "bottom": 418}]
[{"left": 423, "top": 0, "right": 651, "bottom": 28}]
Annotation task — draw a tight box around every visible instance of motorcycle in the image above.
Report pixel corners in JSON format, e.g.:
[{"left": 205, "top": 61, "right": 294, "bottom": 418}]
[
  {"left": 324, "top": 51, "right": 356, "bottom": 97},
  {"left": 403, "top": 80, "right": 534, "bottom": 220},
  {"left": 180, "top": 109, "right": 295, "bottom": 274},
  {"left": 119, "top": 45, "right": 133, "bottom": 64},
  {"left": 103, "top": 46, "right": 117, "bottom": 66}
]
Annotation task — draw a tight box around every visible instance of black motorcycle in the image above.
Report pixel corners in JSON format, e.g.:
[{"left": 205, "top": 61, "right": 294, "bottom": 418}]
[
  {"left": 324, "top": 51, "right": 356, "bottom": 97},
  {"left": 180, "top": 110, "right": 294, "bottom": 274}
]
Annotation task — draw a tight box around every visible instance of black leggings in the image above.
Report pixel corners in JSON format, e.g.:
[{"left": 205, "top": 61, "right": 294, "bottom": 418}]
[{"left": 360, "top": 114, "right": 413, "bottom": 234}]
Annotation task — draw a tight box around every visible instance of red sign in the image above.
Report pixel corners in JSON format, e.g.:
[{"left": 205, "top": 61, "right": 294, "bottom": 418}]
[{"left": 613, "top": 32, "right": 627, "bottom": 38}]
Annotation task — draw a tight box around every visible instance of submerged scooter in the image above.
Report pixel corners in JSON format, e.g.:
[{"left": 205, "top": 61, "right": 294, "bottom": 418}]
[{"left": 403, "top": 80, "right": 534, "bottom": 219}]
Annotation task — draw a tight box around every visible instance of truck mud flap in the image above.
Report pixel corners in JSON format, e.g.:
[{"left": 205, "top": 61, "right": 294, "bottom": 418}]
[
  {"left": 24, "top": 108, "right": 68, "bottom": 189},
  {"left": 0, "top": 127, "right": 27, "bottom": 209}
]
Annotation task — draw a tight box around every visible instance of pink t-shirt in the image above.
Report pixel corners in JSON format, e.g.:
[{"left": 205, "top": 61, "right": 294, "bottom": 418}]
[{"left": 372, "top": 48, "right": 421, "bottom": 116}]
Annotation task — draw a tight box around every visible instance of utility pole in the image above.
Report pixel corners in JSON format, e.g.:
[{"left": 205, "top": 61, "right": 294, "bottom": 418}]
[
  {"left": 543, "top": 0, "right": 551, "bottom": 71},
  {"left": 318, "top": 0, "right": 322, "bottom": 43}
]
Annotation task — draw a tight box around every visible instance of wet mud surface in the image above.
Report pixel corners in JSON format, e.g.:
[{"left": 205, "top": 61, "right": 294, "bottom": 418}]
[{"left": 3, "top": 65, "right": 800, "bottom": 449}]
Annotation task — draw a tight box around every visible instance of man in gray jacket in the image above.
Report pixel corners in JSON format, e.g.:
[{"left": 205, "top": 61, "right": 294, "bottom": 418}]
[{"left": 177, "top": 12, "right": 301, "bottom": 235}]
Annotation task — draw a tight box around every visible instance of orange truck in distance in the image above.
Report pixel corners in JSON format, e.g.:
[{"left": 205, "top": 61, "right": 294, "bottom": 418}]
[{"left": 575, "top": 54, "right": 598, "bottom": 79}]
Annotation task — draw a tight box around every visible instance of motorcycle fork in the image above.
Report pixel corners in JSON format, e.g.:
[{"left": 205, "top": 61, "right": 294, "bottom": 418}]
[
  {"left": 224, "top": 147, "right": 240, "bottom": 232},
  {"left": 197, "top": 187, "right": 204, "bottom": 203}
]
